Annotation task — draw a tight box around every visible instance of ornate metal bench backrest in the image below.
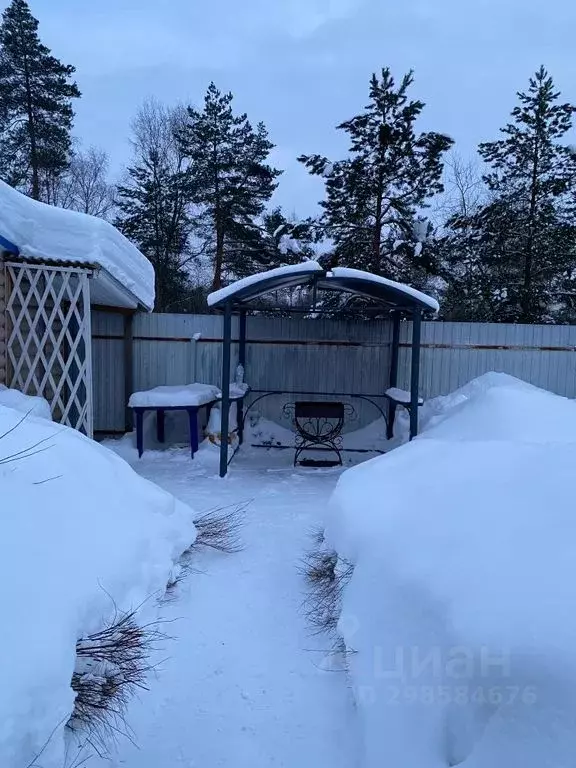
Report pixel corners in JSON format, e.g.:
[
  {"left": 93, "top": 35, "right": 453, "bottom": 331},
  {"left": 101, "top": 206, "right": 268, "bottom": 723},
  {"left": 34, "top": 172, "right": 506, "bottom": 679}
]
[{"left": 285, "top": 400, "right": 346, "bottom": 466}]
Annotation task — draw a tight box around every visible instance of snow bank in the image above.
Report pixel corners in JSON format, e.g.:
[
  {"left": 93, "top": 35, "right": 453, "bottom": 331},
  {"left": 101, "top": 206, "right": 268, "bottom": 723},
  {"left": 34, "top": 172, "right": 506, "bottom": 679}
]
[
  {"left": 326, "top": 373, "right": 576, "bottom": 768},
  {"left": 0, "top": 384, "right": 51, "bottom": 420},
  {"left": 0, "top": 406, "right": 196, "bottom": 767},
  {"left": 0, "top": 180, "right": 155, "bottom": 310}
]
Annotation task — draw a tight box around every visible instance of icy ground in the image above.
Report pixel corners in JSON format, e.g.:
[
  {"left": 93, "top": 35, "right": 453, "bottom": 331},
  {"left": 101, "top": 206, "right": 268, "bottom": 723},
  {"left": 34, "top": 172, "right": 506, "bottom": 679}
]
[{"left": 93, "top": 441, "right": 363, "bottom": 768}]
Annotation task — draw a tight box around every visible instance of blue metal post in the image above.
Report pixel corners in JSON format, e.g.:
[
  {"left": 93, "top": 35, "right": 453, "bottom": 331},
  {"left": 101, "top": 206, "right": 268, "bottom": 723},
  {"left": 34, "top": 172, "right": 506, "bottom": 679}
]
[
  {"left": 238, "top": 310, "right": 247, "bottom": 445},
  {"left": 409, "top": 310, "right": 422, "bottom": 440},
  {"left": 219, "top": 302, "right": 233, "bottom": 477},
  {"left": 387, "top": 311, "right": 401, "bottom": 440}
]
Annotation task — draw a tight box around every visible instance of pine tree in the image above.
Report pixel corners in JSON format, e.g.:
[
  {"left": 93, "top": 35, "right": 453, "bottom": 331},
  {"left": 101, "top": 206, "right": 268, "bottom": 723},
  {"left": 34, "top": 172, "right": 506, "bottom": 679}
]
[
  {"left": 298, "top": 68, "right": 453, "bottom": 287},
  {"left": 116, "top": 101, "right": 196, "bottom": 313},
  {"left": 0, "top": 0, "right": 80, "bottom": 200},
  {"left": 473, "top": 66, "right": 576, "bottom": 323},
  {"left": 177, "top": 83, "right": 282, "bottom": 290}
]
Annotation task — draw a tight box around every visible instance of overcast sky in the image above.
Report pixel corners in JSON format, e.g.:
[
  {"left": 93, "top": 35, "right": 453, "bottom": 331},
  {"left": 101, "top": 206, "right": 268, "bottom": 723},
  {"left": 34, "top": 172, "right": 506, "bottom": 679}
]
[{"left": 21, "top": 0, "right": 576, "bottom": 216}]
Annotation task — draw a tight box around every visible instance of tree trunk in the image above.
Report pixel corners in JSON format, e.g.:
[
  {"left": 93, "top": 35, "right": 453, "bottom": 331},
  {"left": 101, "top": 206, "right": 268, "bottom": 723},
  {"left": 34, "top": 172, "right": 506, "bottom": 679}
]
[
  {"left": 213, "top": 227, "right": 224, "bottom": 292},
  {"left": 371, "top": 126, "right": 387, "bottom": 275},
  {"left": 23, "top": 55, "right": 40, "bottom": 200},
  {"left": 522, "top": 136, "right": 540, "bottom": 322},
  {"left": 372, "top": 181, "right": 383, "bottom": 275},
  {"left": 212, "top": 139, "right": 223, "bottom": 291}
]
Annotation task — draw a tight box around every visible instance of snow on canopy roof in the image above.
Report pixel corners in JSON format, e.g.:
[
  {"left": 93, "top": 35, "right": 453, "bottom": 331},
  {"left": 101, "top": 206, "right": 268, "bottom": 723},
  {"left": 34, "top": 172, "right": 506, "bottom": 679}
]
[
  {"left": 325, "top": 267, "right": 439, "bottom": 313},
  {"left": 207, "top": 261, "right": 324, "bottom": 307},
  {"left": 207, "top": 262, "right": 439, "bottom": 313},
  {"left": 0, "top": 180, "right": 155, "bottom": 310}
]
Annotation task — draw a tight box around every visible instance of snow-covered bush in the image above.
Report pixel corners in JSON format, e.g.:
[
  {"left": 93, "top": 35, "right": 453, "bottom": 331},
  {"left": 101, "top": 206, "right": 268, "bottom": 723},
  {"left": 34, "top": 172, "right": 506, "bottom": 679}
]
[
  {"left": 325, "top": 373, "right": 576, "bottom": 768},
  {"left": 0, "top": 405, "right": 196, "bottom": 767}
]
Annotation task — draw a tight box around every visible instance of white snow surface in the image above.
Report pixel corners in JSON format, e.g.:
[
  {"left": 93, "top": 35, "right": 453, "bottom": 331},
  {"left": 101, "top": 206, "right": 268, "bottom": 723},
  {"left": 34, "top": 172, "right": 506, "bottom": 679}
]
[
  {"left": 91, "top": 428, "right": 362, "bottom": 768},
  {"left": 129, "top": 383, "right": 222, "bottom": 408},
  {"left": 129, "top": 383, "right": 249, "bottom": 408},
  {"left": 278, "top": 232, "right": 302, "bottom": 255},
  {"left": 0, "top": 406, "right": 196, "bottom": 768},
  {"left": 207, "top": 261, "right": 323, "bottom": 306},
  {"left": 0, "top": 180, "right": 155, "bottom": 310},
  {"left": 385, "top": 386, "right": 424, "bottom": 405},
  {"left": 208, "top": 261, "right": 439, "bottom": 312},
  {"left": 0, "top": 384, "right": 52, "bottom": 420},
  {"left": 330, "top": 267, "right": 440, "bottom": 312},
  {"left": 326, "top": 372, "right": 576, "bottom": 768}
]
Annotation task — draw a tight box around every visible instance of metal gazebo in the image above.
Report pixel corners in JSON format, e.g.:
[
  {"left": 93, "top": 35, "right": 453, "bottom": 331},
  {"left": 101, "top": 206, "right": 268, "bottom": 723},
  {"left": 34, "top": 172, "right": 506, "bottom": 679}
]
[{"left": 208, "top": 262, "right": 439, "bottom": 477}]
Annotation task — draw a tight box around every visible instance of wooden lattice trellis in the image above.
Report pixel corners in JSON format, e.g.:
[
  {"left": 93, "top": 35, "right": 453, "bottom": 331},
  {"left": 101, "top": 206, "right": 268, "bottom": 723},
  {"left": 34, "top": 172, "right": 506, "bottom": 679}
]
[{"left": 5, "top": 262, "right": 94, "bottom": 436}]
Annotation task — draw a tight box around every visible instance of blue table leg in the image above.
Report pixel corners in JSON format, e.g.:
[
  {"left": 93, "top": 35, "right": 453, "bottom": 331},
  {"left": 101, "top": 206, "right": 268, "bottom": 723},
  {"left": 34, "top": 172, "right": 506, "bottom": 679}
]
[
  {"left": 188, "top": 407, "right": 199, "bottom": 458},
  {"left": 387, "top": 401, "right": 397, "bottom": 440},
  {"left": 237, "top": 398, "right": 244, "bottom": 445},
  {"left": 136, "top": 409, "right": 144, "bottom": 457},
  {"left": 157, "top": 408, "right": 165, "bottom": 443}
]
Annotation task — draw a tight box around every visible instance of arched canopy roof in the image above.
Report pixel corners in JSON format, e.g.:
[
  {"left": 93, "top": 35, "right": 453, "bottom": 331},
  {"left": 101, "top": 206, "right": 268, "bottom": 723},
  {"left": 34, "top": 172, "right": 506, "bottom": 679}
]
[{"left": 207, "top": 262, "right": 439, "bottom": 315}]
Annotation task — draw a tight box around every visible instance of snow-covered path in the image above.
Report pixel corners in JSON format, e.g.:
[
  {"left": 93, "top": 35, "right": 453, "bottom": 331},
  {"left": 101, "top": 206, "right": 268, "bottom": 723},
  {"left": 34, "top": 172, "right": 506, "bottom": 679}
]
[{"left": 95, "top": 446, "right": 361, "bottom": 768}]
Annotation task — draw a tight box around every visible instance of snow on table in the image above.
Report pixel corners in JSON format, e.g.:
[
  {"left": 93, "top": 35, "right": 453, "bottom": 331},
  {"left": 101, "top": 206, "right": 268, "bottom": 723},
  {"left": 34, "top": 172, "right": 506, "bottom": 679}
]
[
  {"left": 129, "top": 383, "right": 222, "bottom": 408},
  {"left": 129, "top": 383, "right": 250, "bottom": 409},
  {"left": 0, "top": 403, "right": 196, "bottom": 768},
  {"left": 385, "top": 386, "right": 424, "bottom": 405},
  {"left": 327, "top": 372, "right": 576, "bottom": 768},
  {"left": 0, "top": 179, "right": 155, "bottom": 310}
]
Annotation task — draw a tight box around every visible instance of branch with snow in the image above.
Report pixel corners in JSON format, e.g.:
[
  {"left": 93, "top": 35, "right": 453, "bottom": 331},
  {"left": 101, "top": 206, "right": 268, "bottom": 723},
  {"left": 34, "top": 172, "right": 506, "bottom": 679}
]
[
  {"left": 68, "top": 605, "right": 172, "bottom": 756},
  {"left": 300, "top": 538, "right": 354, "bottom": 636}
]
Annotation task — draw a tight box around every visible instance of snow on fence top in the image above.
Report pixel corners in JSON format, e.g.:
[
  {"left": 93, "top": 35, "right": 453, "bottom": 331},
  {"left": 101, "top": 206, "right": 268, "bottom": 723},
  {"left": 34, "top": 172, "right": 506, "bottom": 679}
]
[
  {"left": 0, "top": 180, "right": 155, "bottom": 310},
  {"left": 207, "top": 261, "right": 439, "bottom": 313}
]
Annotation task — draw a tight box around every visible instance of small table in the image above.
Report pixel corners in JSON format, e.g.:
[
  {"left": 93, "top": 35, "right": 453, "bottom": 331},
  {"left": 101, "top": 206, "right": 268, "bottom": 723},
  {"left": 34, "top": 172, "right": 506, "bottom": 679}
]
[
  {"left": 132, "top": 404, "right": 207, "bottom": 459},
  {"left": 129, "top": 384, "right": 247, "bottom": 458},
  {"left": 384, "top": 387, "right": 424, "bottom": 439}
]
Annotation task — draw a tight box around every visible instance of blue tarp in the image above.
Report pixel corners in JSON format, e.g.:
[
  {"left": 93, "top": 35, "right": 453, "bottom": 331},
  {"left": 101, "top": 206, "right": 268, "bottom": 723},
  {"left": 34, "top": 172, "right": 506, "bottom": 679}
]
[{"left": 0, "top": 233, "right": 19, "bottom": 255}]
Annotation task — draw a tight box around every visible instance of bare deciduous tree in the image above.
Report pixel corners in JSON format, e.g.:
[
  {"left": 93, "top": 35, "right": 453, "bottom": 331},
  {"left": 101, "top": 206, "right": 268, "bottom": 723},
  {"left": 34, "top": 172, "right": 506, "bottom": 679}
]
[
  {"left": 434, "top": 151, "right": 486, "bottom": 225},
  {"left": 45, "top": 145, "right": 115, "bottom": 219}
]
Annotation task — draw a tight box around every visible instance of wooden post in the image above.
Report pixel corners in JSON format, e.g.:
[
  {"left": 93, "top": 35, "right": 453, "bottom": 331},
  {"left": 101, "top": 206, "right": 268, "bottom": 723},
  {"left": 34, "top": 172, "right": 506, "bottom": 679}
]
[
  {"left": 124, "top": 312, "right": 134, "bottom": 432},
  {"left": 409, "top": 310, "right": 422, "bottom": 440}
]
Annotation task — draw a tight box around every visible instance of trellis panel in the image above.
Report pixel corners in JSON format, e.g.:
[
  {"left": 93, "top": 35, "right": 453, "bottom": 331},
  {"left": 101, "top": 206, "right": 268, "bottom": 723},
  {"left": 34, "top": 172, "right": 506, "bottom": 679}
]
[{"left": 5, "top": 262, "right": 94, "bottom": 436}]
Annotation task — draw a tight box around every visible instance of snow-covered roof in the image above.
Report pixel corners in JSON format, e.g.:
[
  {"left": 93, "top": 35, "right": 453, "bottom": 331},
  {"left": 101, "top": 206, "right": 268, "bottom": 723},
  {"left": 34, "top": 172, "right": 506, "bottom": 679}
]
[
  {"left": 207, "top": 262, "right": 439, "bottom": 314},
  {"left": 207, "top": 262, "right": 324, "bottom": 307},
  {"left": 0, "top": 180, "right": 155, "bottom": 311},
  {"left": 326, "top": 267, "right": 439, "bottom": 313}
]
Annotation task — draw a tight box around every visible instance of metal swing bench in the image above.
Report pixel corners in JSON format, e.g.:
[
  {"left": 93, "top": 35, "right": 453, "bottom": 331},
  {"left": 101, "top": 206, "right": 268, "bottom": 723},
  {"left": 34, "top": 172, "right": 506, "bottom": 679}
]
[{"left": 207, "top": 263, "right": 439, "bottom": 477}]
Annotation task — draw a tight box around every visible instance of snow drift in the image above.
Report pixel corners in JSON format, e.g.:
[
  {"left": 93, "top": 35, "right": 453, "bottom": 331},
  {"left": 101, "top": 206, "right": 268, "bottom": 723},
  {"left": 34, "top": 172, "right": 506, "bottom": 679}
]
[
  {"left": 0, "top": 384, "right": 51, "bottom": 420},
  {"left": 326, "top": 373, "right": 576, "bottom": 768},
  {"left": 0, "top": 405, "right": 196, "bottom": 767}
]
